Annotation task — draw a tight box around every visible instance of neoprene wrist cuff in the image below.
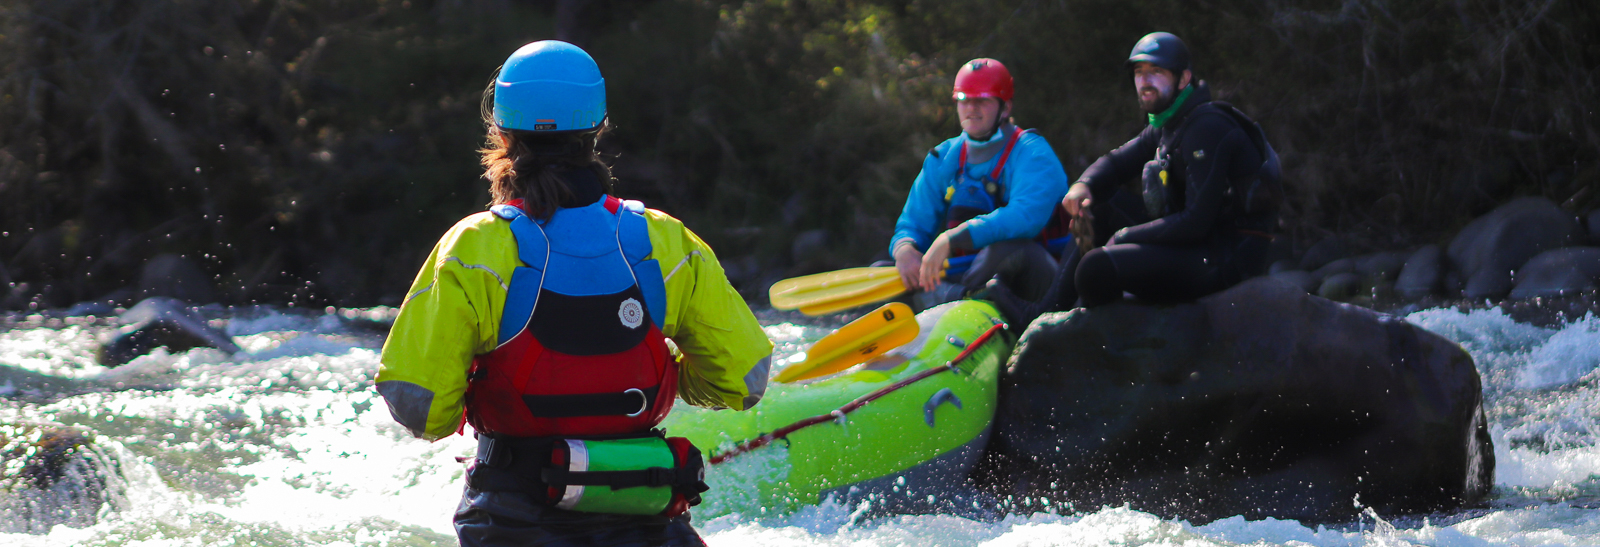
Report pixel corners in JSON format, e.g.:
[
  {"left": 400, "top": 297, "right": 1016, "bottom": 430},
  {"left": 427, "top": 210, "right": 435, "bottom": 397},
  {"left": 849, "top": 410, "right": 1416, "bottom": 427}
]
[{"left": 947, "top": 226, "right": 975, "bottom": 252}]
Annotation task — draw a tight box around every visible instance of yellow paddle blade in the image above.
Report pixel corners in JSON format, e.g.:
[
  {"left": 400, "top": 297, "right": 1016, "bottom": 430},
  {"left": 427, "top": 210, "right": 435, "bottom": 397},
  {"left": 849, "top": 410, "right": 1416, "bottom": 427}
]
[
  {"left": 775, "top": 302, "right": 919, "bottom": 383},
  {"left": 797, "top": 280, "right": 907, "bottom": 316},
  {"left": 769, "top": 267, "right": 902, "bottom": 311}
]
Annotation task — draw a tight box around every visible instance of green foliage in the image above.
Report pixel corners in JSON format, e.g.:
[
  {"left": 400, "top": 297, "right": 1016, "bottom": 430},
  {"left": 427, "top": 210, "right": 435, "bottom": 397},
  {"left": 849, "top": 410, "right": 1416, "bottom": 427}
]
[
  {"left": 0, "top": 0, "right": 1595, "bottom": 307},
  {"left": 0, "top": 0, "right": 545, "bottom": 306}
]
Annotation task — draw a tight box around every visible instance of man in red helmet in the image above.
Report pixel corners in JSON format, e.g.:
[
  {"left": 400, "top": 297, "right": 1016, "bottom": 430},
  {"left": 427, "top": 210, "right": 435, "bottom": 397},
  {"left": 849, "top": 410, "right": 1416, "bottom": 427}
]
[{"left": 889, "top": 58, "right": 1071, "bottom": 307}]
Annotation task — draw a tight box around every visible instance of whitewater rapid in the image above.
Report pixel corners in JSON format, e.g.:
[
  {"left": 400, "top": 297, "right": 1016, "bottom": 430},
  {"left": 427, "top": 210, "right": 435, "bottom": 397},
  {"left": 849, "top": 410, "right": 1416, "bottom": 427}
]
[{"left": 1, "top": 304, "right": 1599, "bottom": 546}]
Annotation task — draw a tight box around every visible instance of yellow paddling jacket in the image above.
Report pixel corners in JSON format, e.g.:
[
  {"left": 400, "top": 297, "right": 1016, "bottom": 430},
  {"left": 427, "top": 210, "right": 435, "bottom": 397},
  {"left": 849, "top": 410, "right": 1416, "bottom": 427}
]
[{"left": 376, "top": 205, "right": 773, "bottom": 441}]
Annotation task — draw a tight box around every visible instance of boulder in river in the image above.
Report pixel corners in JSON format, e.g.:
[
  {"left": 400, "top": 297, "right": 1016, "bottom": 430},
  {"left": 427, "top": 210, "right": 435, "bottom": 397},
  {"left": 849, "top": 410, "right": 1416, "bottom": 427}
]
[
  {"left": 1310, "top": 258, "right": 1356, "bottom": 284},
  {"left": 1394, "top": 245, "right": 1444, "bottom": 300},
  {"left": 0, "top": 424, "right": 118, "bottom": 533},
  {"left": 1509, "top": 247, "right": 1600, "bottom": 300},
  {"left": 1298, "top": 236, "right": 1346, "bottom": 272},
  {"left": 1584, "top": 209, "right": 1600, "bottom": 245},
  {"left": 978, "top": 277, "right": 1493, "bottom": 523},
  {"left": 1316, "top": 271, "right": 1364, "bottom": 301},
  {"left": 1447, "top": 197, "right": 1578, "bottom": 300},
  {"left": 97, "top": 297, "right": 240, "bottom": 367},
  {"left": 1269, "top": 270, "right": 1317, "bottom": 294},
  {"left": 1355, "top": 251, "right": 1410, "bottom": 281}
]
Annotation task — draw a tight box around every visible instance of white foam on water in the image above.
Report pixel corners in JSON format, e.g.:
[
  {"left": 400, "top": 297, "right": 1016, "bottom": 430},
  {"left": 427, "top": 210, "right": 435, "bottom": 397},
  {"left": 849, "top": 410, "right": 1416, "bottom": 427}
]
[
  {"left": 0, "top": 324, "right": 108, "bottom": 379},
  {"left": 1518, "top": 315, "right": 1600, "bottom": 390},
  {"left": 12, "top": 305, "right": 1600, "bottom": 545},
  {"left": 697, "top": 439, "right": 793, "bottom": 519},
  {"left": 195, "top": 390, "right": 470, "bottom": 535},
  {"left": 1408, "top": 307, "right": 1600, "bottom": 504}
]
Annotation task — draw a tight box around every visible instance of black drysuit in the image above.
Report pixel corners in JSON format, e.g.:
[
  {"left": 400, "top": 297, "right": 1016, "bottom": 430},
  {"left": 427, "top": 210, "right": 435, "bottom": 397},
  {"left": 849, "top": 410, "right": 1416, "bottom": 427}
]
[{"left": 999, "top": 82, "right": 1275, "bottom": 318}]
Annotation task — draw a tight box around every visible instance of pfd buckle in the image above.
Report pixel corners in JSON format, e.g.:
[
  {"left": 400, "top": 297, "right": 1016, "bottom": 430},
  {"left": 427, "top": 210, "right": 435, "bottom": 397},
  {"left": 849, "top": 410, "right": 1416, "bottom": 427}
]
[{"left": 476, "top": 435, "right": 512, "bottom": 468}]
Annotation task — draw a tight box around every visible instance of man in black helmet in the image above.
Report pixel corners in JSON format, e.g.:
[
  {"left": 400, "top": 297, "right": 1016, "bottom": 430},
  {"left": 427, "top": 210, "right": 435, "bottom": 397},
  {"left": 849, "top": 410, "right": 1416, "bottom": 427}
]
[{"left": 991, "top": 32, "right": 1282, "bottom": 323}]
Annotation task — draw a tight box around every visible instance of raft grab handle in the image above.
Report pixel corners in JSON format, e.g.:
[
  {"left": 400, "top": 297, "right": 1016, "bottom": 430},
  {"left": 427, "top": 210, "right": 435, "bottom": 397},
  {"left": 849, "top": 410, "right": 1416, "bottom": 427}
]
[{"left": 923, "top": 388, "right": 963, "bottom": 428}]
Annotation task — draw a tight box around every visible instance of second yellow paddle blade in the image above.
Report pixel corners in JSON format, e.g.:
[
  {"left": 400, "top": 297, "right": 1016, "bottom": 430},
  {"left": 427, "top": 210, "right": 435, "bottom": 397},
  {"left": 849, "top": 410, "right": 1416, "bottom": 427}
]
[
  {"left": 769, "top": 267, "right": 899, "bottom": 311},
  {"left": 775, "top": 302, "right": 919, "bottom": 383},
  {"left": 796, "top": 279, "right": 907, "bottom": 316}
]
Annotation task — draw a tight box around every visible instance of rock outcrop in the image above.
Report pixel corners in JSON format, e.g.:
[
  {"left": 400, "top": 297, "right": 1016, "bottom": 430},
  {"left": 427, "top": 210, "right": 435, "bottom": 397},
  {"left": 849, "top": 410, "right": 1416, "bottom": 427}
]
[
  {"left": 96, "top": 297, "right": 239, "bottom": 367},
  {"left": 1446, "top": 197, "right": 1578, "bottom": 300},
  {"left": 978, "top": 277, "right": 1493, "bottom": 523},
  {"left": 1394, "top": 245, "right": 1444, "bottom": 300},
  {"left": 1509, "top": 247, "right": 1600, "bottom": 299},
  {"left": 0, "top": 424, "right": 118, "bottom": 533}
]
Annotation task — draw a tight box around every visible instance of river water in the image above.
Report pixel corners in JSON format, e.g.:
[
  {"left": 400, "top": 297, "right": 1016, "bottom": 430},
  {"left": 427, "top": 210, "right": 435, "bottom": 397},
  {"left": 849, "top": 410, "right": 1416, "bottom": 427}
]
[{"left": 2, "top": 302, "right": 1600, "bottom": 546}]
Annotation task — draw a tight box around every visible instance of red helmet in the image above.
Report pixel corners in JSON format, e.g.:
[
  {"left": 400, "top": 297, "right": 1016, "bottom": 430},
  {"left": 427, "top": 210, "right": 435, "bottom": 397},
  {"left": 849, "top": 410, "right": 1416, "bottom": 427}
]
[{"left": 952, "top": 58, "right": 1014, "bottom": 101}]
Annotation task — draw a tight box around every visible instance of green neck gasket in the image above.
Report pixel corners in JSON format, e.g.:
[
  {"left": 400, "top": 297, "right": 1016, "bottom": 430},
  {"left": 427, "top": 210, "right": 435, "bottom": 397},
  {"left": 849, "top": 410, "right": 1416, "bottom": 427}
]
[{"left": 1146, "top": 85, "right": 1194, "bottom": 129}]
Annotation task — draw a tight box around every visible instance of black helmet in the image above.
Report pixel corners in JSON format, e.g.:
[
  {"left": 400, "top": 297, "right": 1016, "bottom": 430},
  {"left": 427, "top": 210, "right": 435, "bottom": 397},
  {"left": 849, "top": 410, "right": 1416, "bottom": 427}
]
[{"left": 1126, "top": 32, "right": 1189, "bottom": 74}]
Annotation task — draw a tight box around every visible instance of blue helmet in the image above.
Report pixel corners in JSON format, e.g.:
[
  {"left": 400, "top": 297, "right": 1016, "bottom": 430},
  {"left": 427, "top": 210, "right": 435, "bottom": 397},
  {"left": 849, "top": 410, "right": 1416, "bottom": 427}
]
[{"left": 492, "top": 40, "right": 606, "bottom": 132}]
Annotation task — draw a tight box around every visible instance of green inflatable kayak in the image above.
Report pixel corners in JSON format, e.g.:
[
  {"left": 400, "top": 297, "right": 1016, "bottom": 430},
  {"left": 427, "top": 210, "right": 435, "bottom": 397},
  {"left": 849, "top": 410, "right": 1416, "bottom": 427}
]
[{"left": 660, "top": 299, "right": 1014, "bottom": 516}]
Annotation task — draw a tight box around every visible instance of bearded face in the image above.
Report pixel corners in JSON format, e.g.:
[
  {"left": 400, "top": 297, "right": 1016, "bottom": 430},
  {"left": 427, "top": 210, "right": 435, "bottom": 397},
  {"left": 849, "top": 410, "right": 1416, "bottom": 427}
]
[{"left": 1133, "top": 62, "right": 1184, "bottom": 115}]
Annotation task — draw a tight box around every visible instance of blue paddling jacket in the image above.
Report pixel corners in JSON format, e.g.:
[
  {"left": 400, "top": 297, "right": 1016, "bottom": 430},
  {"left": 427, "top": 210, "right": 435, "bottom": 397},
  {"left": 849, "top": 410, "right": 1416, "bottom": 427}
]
[{"left": 890, "top": 124, "right": 1070, "bottom": 255}]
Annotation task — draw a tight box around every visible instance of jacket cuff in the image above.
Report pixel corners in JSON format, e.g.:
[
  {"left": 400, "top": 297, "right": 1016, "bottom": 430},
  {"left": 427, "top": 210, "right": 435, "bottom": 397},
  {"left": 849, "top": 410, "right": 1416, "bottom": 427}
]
[
  {"left": 947, "top": 226, "right": 975, "bottom": 252},
  {"left": 892, "top": 238, "right": 922, "bottom": 255}
]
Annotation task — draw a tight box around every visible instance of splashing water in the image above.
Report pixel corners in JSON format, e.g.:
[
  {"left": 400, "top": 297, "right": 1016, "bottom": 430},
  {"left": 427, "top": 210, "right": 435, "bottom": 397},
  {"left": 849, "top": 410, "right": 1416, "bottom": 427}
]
[{"left": 2, "top": 304, "right": 1600, "bottom": 545}]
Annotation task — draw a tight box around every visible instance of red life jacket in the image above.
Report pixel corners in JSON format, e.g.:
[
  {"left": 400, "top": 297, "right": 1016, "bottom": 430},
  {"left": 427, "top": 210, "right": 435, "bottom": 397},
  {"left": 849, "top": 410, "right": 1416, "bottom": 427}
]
[
  {"left": 464, "top": 196, "right": 676, "bottom": 438},
  {"left": 945, "top": 127, "right": 1074, "bottom": 257}
]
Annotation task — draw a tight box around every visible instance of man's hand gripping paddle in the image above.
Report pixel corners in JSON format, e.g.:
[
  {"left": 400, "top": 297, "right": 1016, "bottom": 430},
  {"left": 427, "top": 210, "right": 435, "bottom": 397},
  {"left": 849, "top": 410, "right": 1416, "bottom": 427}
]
[{"left": 773, "top": 302, "right": 918, "bottom": 383}]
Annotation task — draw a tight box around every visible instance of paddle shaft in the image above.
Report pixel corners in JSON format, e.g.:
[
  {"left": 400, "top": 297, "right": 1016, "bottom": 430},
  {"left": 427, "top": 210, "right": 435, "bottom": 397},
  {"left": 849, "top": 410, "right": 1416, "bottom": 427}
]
[{"left": 709, "top": 322, "right": 1008, "bottom": 465}]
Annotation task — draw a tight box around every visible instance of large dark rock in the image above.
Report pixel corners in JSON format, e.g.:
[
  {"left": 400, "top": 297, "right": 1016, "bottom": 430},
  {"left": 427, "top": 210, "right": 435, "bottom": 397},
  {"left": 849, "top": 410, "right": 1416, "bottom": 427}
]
[
  {"left": 1298, "top": 236, "right": 1346, "bottom": 272},
  {"left": 1356, "top": 251, "right": 1410, "bottom": 281},
  {"left": 1310, "top": 258, "right": 1356, "bottom": 283},
  {"left": 979, "top": 277, "right": 1492, "bottom": 523},
  {"left": 1509, "top": 247, "right": 1600, "bottom": 300},
  {"left": 0, "top": 424, "right": 115, "bottom": 533},
  {"left": 1394, "top": 245, "right": 1444, "bottom": 300},
  {"left": 97, "top": 297, "right": 239, "bottom": 367},
  {"left": 1269, "top": 270, "right": 1317, "bottom": 294},
  {"left": 1317, "top": 272, "right": 1363, "bottom": 301},
  {"left": 1584, "top": 209, "right": 1600, "bottom": 245},
  {"left": 1447, "top": 197, "right": 1579, "bottom": 299}
]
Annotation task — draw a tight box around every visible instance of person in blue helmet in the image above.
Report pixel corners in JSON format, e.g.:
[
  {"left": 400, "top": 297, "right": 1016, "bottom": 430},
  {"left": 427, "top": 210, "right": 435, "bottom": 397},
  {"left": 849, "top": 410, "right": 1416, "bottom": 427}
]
[
  {"left": 376, "top": 40, "right": 773, "bottom": 547},
  {"left": 989, "top": 32, "right": 1283, "bottom": 325},
  {"left": 890, "top": 58, "right": 1073, "bottom": 309}
]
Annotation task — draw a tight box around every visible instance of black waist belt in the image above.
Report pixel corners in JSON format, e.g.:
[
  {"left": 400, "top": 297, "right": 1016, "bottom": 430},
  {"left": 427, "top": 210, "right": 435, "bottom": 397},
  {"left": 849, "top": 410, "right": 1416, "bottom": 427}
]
[{"left": 467, "top": 435, "right": 559, "bottom": 500}]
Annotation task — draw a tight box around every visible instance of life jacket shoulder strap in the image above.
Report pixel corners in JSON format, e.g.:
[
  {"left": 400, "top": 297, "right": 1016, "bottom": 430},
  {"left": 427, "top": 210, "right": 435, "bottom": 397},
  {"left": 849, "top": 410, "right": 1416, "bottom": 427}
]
[
  {"left": 611, "top": 199, "right": 667, "bottom": 328},
  {"left": 953, "top": 127, "right": 1034, "bottom": 199},
  {"left": 988, "top": 127, "right": 1033, "bottom": 181}
]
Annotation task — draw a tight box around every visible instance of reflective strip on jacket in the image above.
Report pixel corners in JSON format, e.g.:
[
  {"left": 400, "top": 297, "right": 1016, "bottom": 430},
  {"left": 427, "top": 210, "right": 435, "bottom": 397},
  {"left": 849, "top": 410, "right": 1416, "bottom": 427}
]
[{"left": 375, "top": 207, "right": 774, "bottom": 441}]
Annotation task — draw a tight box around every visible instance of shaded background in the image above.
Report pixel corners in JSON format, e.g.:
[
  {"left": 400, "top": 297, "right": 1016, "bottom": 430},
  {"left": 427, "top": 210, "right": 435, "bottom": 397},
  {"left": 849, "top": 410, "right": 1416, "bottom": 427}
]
[{"left": 0, "top": 0, "right": 1594, "bottom": 309}]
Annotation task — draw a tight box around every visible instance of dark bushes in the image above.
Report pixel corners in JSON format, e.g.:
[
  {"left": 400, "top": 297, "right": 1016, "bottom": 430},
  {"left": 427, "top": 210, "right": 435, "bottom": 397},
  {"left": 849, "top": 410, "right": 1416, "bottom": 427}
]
[{"left": 0, "top": 0, "right": 1594, "bottom": 307}]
